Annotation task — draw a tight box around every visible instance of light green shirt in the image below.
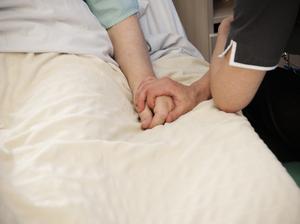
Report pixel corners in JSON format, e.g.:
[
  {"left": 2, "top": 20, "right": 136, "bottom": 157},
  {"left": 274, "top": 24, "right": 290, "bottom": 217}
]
[{"left": 85, "top": 0, "right": 139, "bottom": 29}]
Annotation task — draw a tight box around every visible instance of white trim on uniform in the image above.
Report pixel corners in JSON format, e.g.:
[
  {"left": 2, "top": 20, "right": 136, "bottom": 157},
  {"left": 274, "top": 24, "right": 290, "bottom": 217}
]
[{"left": 218, "top": 40, "right": 278, "bottom": 71}]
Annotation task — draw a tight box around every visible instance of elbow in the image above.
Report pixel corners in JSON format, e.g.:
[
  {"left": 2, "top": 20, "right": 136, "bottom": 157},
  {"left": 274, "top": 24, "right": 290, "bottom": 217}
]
[
  {"left": 212, "top": 93, "right": 248, "bottom": 113},
  {"left": 210, "top": 67, "right": 260, "bottom": 113},
  {"left": 214, "top": 100, "right": 243, "bottom": 113}
]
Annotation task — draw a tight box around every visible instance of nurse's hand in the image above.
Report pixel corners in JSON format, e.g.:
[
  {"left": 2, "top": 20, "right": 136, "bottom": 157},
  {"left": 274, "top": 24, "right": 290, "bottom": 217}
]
[
  {"left": 138, "top": 95, "right": 174, "bottom": 129},
  {"left": 135, "top": 77, "right": 200, "bottom": 123}
]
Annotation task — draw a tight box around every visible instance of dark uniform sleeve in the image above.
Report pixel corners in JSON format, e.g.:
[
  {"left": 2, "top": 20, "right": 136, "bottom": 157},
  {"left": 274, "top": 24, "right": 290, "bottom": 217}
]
[{"left": 222, "top": 0, "right": 300, "bottom": 70}]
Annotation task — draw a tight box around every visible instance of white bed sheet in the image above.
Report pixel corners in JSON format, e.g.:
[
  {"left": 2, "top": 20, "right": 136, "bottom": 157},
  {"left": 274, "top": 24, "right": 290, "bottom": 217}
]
[
  {"left": 0, "top": 53, "right": 299, "bottom": 224},
  {"left": 138, "top": 0, "right": 203, "bottom": 61}
]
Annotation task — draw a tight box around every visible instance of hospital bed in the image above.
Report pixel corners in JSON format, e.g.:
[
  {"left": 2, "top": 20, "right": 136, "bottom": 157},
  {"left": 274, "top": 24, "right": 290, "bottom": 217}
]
[{"left": 0, "top": 0, "right": 299, "bottom": 223}]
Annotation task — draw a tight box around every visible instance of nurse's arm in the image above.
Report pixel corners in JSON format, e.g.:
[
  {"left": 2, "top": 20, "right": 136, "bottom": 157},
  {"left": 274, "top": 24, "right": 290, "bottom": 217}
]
[{"left": 210, "top": 20, "right": 266, "bottom": 113}]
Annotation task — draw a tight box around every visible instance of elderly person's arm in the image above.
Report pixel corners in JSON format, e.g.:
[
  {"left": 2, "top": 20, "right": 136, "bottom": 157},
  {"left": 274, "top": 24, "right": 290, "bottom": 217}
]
[
  {"left": 109, "top": 15, "right": 174, "bottom": 129},
  {"left": 86, "top": 0, "right": 174, "bottom": 129}
]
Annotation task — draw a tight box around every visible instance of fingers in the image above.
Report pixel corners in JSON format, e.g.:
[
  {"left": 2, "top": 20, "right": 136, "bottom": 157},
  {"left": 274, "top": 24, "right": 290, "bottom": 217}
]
[
  {"left": 146, "top": 78, "right": 175, "bottom": 109},
  {"left": 166, "top": 106, "right": 186, "bottom": 123},
  {"left": 134, "top": 76, "right": 156, "bottom": 113},
  {"left": 138, "top": 105, "right": 153, "bottom": 129},
  {"left": 149, "top": 96, "right": 174, "bottom": 129},
  {"left": 149, "top": 109, "right": 168, "bottom": 129},
  {"left": 135, "top": 77, "right": 191, "bottom": 129},
  {"left": 135, "top": 79, "right": 156, "bottom": 113},
  {"left": 135, "top": 77, "right": 176, "bottom": 112},
  {"left": 146, "top": 91, "right": 158, "bottom": 109},
  {"left": 138, "top": 96, "right": 174, "bottom": 130},
  {"left": 135, "top": 88, "right": 147, "bottom": 113}
]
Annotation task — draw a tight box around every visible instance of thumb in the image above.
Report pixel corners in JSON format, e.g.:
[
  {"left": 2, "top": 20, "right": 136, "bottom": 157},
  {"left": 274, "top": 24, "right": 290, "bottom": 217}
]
[
  {"left": 134, "top": 90, "right": 147, "bottom": 113},
  {"left": 139, "top": 105, "right": 153, "bottom": 129}
]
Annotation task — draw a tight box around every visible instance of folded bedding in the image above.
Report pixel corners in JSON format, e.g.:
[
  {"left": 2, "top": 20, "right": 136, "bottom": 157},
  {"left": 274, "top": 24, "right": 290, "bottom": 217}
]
[{"left": 0, "top": 53, "right": 299, "bottom": 224}]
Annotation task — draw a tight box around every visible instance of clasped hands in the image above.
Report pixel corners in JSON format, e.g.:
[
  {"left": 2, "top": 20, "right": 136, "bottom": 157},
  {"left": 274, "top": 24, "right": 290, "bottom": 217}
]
[
  {"left": 134, "top": 76, "right": 200, "bottom": 129},
  {"left": 132, "top": 16, "right": 233, "bottom": 129}
]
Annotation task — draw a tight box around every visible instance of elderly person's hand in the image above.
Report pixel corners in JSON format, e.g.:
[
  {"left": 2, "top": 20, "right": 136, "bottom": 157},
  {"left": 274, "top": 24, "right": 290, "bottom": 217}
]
[
  {"left": 135, "top": 75, "right": 211, "bottom": 123},
  {"left": 138, "top": 95, "right": 174, "bottom": 129}
]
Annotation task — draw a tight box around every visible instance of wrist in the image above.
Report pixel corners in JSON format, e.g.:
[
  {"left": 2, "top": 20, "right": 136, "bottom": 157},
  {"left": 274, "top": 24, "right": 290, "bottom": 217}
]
[{"left": 190, "top": 73, "right": 211, "bottom": 104}]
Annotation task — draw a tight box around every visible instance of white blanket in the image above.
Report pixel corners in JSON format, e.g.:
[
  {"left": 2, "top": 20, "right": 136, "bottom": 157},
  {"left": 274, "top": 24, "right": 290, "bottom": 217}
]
[{"left": 0, "top": 53, "right": 299, "bottom": 224}]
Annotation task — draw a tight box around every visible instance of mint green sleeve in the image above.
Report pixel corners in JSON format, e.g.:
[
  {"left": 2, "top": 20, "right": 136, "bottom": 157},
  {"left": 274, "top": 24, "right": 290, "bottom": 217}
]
[{"left": 85, "top": 0, "right": 139, "bottom": 29}]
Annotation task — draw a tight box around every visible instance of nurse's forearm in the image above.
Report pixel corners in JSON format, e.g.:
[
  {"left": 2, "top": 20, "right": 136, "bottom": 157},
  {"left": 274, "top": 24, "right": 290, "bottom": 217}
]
[
  {"left": 210, "top": 18, "right": 265, "bottom": 112},
  {"left": 107, "top": 15, "right": 155, "bottom": 93}
]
